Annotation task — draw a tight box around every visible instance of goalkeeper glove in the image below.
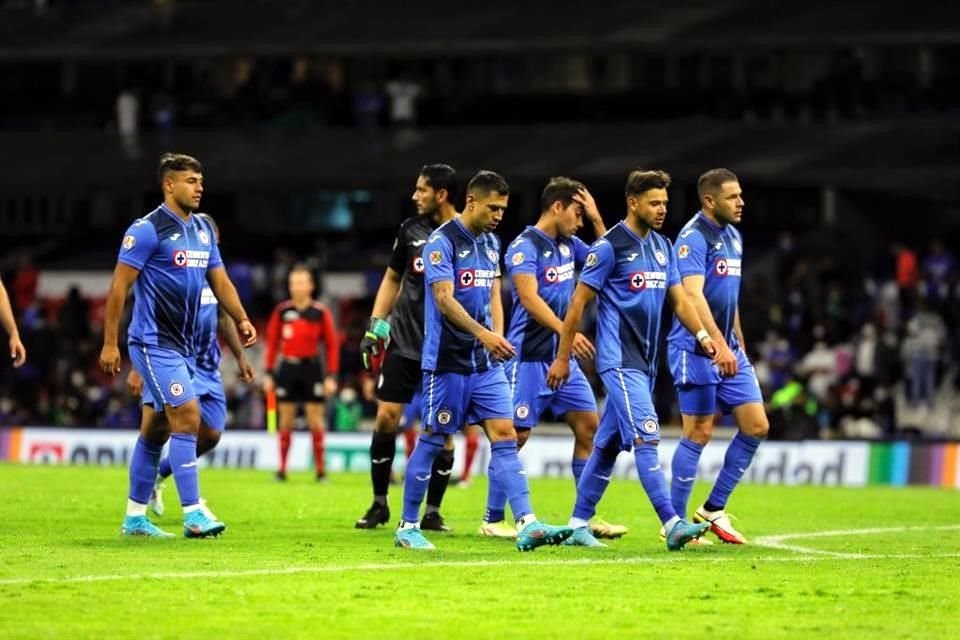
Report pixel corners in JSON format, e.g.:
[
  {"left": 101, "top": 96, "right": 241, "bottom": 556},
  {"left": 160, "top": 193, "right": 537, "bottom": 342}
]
[{"left": 360, "top": 317, "right": 391, "bottom": 371}]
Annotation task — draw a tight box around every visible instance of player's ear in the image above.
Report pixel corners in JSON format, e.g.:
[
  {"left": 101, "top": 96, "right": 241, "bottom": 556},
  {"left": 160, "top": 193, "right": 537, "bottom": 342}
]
[{"left": 436, "top": 188, "right": 448, "bottom": 204}]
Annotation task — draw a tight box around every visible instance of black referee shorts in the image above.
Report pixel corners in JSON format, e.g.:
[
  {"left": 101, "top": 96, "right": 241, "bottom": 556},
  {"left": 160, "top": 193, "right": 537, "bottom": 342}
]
[{"left": 376, "top": 351, "right": 421, "bottom": 404}]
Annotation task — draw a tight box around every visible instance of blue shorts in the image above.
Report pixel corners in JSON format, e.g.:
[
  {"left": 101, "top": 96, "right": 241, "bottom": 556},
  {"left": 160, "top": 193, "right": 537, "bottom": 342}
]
[
  {"left": 597, "top": 368, "right": 660, "bottom": 451},
  {"left": 421, "top": 367, "right": 513, "bottom": 434},
  {"left": 399, "top": 390, "right": 423, "bottom": 431},
  {"left": 505, "top": 359, "right": 597, "bottom": 428},
  {"left": 194, "top": 367, "right": 228, "bottom": 432},
  {"left": 129, "top": 343, "right": 196, "bottom": 409},
  {"left": 668, "top": 345, "right": 764, "bottom": 416}
]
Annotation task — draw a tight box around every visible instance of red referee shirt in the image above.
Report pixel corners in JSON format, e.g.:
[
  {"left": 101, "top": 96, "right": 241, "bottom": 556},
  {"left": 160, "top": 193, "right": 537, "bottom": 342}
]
[{"left": 264, "top": 300, "right": 339, "bottom": 375}]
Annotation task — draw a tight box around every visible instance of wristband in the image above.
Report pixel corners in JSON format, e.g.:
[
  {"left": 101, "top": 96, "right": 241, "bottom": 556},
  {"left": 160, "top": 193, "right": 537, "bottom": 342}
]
[
  {"left": 695, "top": 329, "right": 710, "bottom": 343},
  {"left": 368, "top": 317, "right": 391, "bottom": 340}
]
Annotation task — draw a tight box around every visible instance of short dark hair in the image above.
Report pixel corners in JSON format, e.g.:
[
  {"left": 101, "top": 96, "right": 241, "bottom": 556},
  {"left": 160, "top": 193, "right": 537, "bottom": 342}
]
[
  {"left": 697, "top": 168, "right": 739, "bottom": 199},
  {"left": 420, "top": 164, "right": 459, "bottom": 204},
  {"left": 289, "top": 263, "right": 314, "bottom": 281},
  {"left": 194, "top": 212, "right": 219, "bottom": 242},
  {"left": 625, "top": 169, "right": 671, "bottom": 198},
  {"left": 540, "top": 176, "right": 585, "bottom": 213},
  {"left": 467, "top": 170, "right": 510, "bottom": 198},
  {"left": 158, "top": 152, "right": 202, "bottom": 186}
]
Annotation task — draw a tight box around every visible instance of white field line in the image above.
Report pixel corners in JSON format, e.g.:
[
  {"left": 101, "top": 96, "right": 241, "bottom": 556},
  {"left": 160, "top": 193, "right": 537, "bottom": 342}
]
[{"left": 752, "top": 524, "right": 960, "bottom": 558}]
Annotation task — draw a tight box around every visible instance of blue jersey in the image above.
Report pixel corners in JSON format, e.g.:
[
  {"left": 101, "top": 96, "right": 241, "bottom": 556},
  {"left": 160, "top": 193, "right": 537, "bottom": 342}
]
[
  {"left": 579, "top": 221, "right": 680, "bottom": 375},
  {"left": 195, "top": 286, "right": 221, "bottom": 373},
  {"left": 504, "top": 226, "right": 589, "bottom": 362},
  {"left": 118, "top": 205, "right": 223, "bottom": 356},
  {"left": 422, "top": 217, "right": 501, "bottom": 373},
  {"left": 667, "top": 212, "right": 743, "bottom": 353}
]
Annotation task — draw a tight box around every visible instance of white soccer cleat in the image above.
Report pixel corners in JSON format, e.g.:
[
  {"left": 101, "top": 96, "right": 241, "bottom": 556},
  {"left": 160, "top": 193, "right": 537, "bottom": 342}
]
[
  {"left": 478, "top": 520, "right": 518, "bottom": 539},
  {"left": 658, "top": 526, "right": 713, "bottom": 546},
  {"left": 148, "top": 481, "right": 165, "bottom": 517},
  {"left": 693, "top": 505, "right": 746, "bottom": 544}
]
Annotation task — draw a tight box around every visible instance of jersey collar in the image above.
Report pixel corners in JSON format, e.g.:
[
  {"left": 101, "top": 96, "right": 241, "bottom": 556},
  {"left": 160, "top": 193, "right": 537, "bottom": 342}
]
[
  {"left": 696, "top": 210, "right": 726, "bottom": 232},
  {"left": 528, "top": 225, "right": 559, "bottom": 246},
  {"left": 619, "top": 220, "right": 652, "bottom": 244},
  {"left": 159, "top": 203, "right": 191, "bottom": 227},
  {"left": 453, "top": 216, "right": 480, "bottom": 238}
]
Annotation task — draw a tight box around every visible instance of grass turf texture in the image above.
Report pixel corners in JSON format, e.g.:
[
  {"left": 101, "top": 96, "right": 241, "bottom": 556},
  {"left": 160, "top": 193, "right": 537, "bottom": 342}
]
[{"left": 0, "top": 463, "right": 957, "bottom": 639}]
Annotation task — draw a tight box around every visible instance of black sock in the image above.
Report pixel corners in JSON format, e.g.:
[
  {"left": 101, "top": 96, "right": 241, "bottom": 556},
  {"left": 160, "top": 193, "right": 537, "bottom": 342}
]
[
  {"left": 703, "top": 500, "right": 725, "bottom": 513},
  {"left": 370, "top": 432, "right": 396, "bottom": 501},
  {"left": 426, "top": 449, "right": 455, "bottom": 510}
]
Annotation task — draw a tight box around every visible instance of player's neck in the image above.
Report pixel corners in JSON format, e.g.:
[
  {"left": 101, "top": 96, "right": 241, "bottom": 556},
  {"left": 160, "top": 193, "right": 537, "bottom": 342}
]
[
  {"left": 458, "top": 214, "right": 485, "bottom": 236},
  {"left": 433, "top": 204, "right": 458, "bottom": 225},
  {"left": 534, "top": 218, "right": 557, "bottom": 239},
  {"left": 163, "top": 199, "right": 193, "bottom": 222},
  {"left": 291, "top": 296, "right": 312, "bottom": 309},
  {"left": 701, "top": 210, "right": 725, "bottom": 228},
  {"left": 624, "top": 215, "right": 651, "bottom": 239}
]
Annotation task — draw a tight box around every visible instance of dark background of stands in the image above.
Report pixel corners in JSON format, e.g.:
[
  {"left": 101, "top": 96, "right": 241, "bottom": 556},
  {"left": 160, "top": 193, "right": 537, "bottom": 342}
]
[{"left": 1, "top": 0, "right": 958, "bottom": 438}]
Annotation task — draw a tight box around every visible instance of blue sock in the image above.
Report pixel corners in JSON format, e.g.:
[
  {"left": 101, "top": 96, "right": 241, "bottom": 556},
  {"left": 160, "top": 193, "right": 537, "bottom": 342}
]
[
  {"left": 128, "top": 437, "right": 162, "bottom": 504},
  {"left": 706, "top": 432, "right": 763, "bottom": 511},
  {"left": 634, "top": 444, "right": 676, "bottom": 525},
  {"left": 572, "top": 447, "right": 617, "bottom": 521},
  {"left": 402, "top": 433, "right": 444, "bottom": 522},
  {"left": 490, "top": 441, "right": 532, "bottom": 522},
  {"left": 169, "top": 433, "right": 200, "bottom": 507},
  {"left": 571, "top": 457, "right": 587, "bottom": 488},
  {"left": 670, "top": 438, "right": 704, "bottom": 519},
  {"left": 483, "top": 457, "right": 507, "bottom": 523},
  {"left": 157, "top": 457, "right": 172, "bottom": 480}
]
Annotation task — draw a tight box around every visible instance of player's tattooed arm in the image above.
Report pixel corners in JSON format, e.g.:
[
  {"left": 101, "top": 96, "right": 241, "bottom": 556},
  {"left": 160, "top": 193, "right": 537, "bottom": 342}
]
[
  {"left": 99, "top": 262, "right": 140, "bottom": 375},
  {"left": 207, "top": 266, "right": 256, "bottom": 347},
  {"left": 432, "top": 281, "right": 515, "bottom": 361}
]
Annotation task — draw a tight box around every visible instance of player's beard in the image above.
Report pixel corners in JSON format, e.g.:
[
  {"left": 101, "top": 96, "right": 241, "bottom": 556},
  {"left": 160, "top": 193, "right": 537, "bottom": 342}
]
[{"left": 177, "top": 195, "right": 199, "bottom": 213}]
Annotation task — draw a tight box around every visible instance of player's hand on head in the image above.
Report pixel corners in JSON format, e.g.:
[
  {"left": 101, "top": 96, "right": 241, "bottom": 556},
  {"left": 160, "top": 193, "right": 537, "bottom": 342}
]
[
  {"left": 99, "top": 344, "right": 121, "bottom": 376},
  {"left": 237, "top": 319, "right": 257, "bottom": 347},
  {"left": 573, "top": 187, "right": 600, "bottom": 221},
  {"left": 571, "top": 332, "right": 596, "bottom": 361},
  {"left": 237, "top": 358, "right": 255, "bottom": 384},
  {"left": 546, "top": 358, "right": 570, "bottom": 391},
  {"left": 9, "top": 337, "right": 25, "bottom": 368},
  {"left": 126, "top": 370, "right": 143, "bottom": 396}
]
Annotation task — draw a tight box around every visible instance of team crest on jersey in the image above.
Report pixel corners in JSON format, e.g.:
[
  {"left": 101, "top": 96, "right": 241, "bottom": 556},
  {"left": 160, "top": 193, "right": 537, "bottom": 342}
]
[
  {"left": 198, "top": 230, "right": 210, "bottom": 245},
  {"left": 169, "top": 382, "right": 184, "bottom": 397},
  {"left": 715, "top": 258, "right": 729, "bottom": 276},
  {"left": 487, "top": 249, "right": 498, "bottom": 264},
  {"left": 629, "top": 272, "right": 646, "bottom": 290},
  {"left": 585, "top": 253, "right": 598, "bottom": 267},
  {"left": 732, "top": 239, "right": 742, "bottom": 255},
  {"left": 459, "top": 269, "right": 475, "bottom": 287},
  {"left": 282, "top": 309, "right": 299, "bottom": 322},
  {"left": 436, "top": 409, "right": 452, "bottom": 426},
  {"left": 172, "top": 250, "right": 188, "bottom": 267},
  {"left": 133, "top": 218, "right": 148, "bottom": 226},
  {"left": 641, "top": 419, "right": 658, "bottom": 434},
  {"left": 678, "top": 245, "right": 690, "bottom": 258},
  {"left": 412, "top": 255, "right": 425, "bottom": 274},
  {"left": 122, "top": 235, "right": 136, "bottom": 250},
  {"left": 655, "top": 250, "right": 667, "bottom": 265},
  {"left": 544, "top": 266, "right": 558, "bottom": 283},
  {"left": 559, "top": 244, "right": 571, "bottom": 257},
  {"left": 429, "top": 250, "right": 443, "bottom": 265},
  {"left": 516, "top": 404, "right": 530, "bottom": 420},
  {"left": 511, "top": 252, "right": 525, "bottom": 266}
]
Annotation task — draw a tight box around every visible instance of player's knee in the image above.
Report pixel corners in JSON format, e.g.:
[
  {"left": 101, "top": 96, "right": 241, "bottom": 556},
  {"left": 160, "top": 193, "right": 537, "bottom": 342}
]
[
  {"left": 684, "top": 417, "right": 714, "bottom": 444},
  {"left": 443, "top": 434, "right": 455, "bottom": 451},
  {"left": 516, "top": 428, "right": 531, "bottom": 449},
  {"left": 375, "top": 407, "right": 403, "bottom": 433},
  {"left": 486, "top": 420, "right": 517, "bottom": 443},
  {"left": 744, "top": 415, "right": 770, "bottom": 439},
  {"left": 167, "top": 402, "right": 200, "bottom": 434},
  {"left": 198, "top": 426, "right": 221, "bottom": 454}
]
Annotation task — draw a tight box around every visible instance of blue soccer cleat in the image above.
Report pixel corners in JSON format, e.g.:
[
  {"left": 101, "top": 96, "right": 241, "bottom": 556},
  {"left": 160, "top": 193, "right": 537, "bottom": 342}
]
[
  {"left": 665, "top": 519, "right": 710, "bottom": 551},
  {"left": 516, "top": 521, "right": 574, "bottom": 551},
  {"left": 562, "top": 526, "right": 608, "bottom": 548},
  {"left": 394, "top": 527, "right": 436, "bottom": 550},
  {"left": 121, "top": 515, "right": 175, "bottom": 538},
  {"left": 183, "top": 508, "right": 226, "bottom": 538}
]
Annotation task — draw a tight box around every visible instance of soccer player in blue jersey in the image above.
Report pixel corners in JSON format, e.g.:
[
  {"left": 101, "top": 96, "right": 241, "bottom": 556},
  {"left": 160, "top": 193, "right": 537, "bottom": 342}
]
[
  {"left": 394, "top": 170, "right": 573, "bottom": 551},
  {"left": 99, "top": 153, "right": 256, "bottom": 538},
  {"left": 125, "top": 213, "right": 256, "bottom": 518},
  {"left": 479, "top": 176, "right": 626, "bottom": 543},
  {"left": 664, "top": 168, "right": 769, "bottom": 544},
  {"left": 547, "top": 169, "right": 715, "bottom": 551}
]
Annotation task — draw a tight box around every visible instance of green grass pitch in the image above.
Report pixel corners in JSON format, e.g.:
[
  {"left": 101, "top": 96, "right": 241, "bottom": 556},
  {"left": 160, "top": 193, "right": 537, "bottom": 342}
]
[{"left": 0, "top": 463, "right": 957, "bottom": 639}]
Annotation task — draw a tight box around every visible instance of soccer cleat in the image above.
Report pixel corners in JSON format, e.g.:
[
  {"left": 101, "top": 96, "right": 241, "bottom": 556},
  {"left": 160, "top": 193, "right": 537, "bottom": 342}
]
[
  {"left": 659, "top": 526, "right": 713, "bottom": 546},
  {"left": 665, "top": 519, "right": 711, "bottom": 551},
  {"left": 694, "top": 505, "right": 747, "bottom": 544},
  {"left": 199, "top": 497, "right": 218, "bottom": 521},
  {"left": 183, "top": 508, "right": 226, "bottom": 538},
  {"left": 394, "top": 527, "right": 436, "bottom": 550},
  {"left": 275, "top": 470, "right": 287, "bottom": 482},
  {"left": 420, "top": 511, "right": 451, "bottom": 532},
  {"left": 590, "top": 517, "right": 628, "bottom": 539},
  {"left": 516, "top": 521, "right": 574, "bottom": 552},
  {"left": 148, "top": 481, "right": 165, "bottom": 517},
  {"left": 562, "top": 526, "right": 607, "bottom": 548},
  {"left": 355, "top": 502, "right": 390, "bottom": 529},
  {"left": 478, "top": 520, "right": 517, "bottom": 539},
  {"left": 121, "top": 515, "right": 174, "bottom": 538},
  {"left": 315, "top": 472, "right": 327, "bottom": 483}
]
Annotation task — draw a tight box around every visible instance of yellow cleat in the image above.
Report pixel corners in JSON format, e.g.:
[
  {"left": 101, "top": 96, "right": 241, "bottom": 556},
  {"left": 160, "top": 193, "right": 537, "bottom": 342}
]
[
  {"left": 478, "top": 520, "right": 518, "bottom": 539},
  {"left": 590, "top": 518, "right": 628, "bottom": 539}
]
